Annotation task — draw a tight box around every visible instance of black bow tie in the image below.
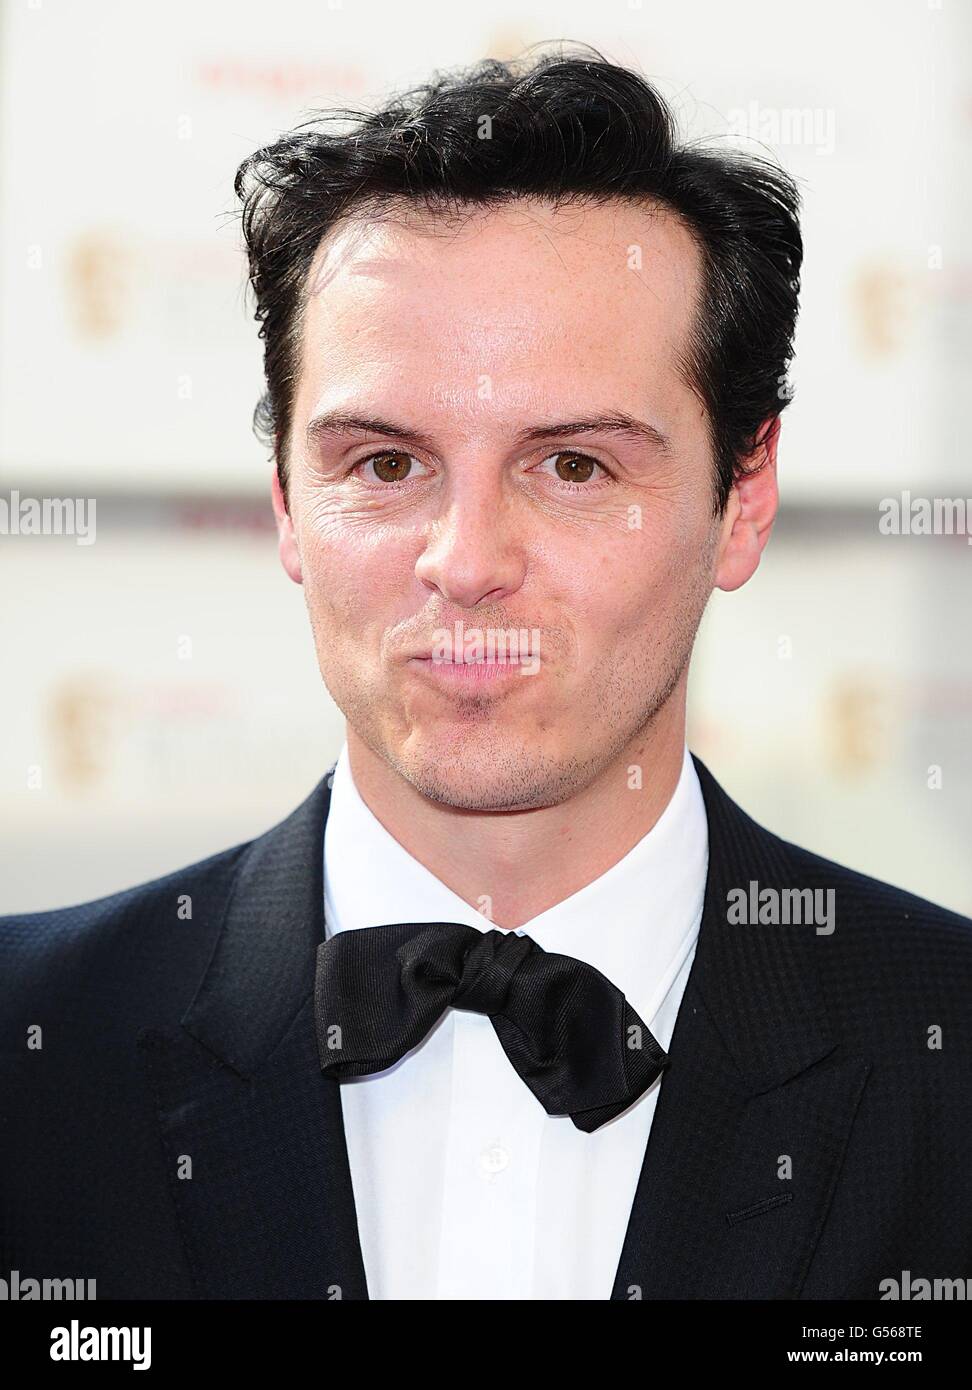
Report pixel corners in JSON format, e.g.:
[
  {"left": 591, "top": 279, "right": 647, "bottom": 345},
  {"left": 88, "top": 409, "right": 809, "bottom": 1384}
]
[{"left": 314, "top": 921, "right": 670, "bottom": 1133}]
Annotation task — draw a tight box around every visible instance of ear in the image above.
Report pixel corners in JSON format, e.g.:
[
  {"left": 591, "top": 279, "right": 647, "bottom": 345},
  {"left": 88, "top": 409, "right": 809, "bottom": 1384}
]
[
  {"left": 271, "top": 465, "right": 303, "bottom": 585},
  {"left": 714, "top": 416, "right": 781, "bottom": 593}
]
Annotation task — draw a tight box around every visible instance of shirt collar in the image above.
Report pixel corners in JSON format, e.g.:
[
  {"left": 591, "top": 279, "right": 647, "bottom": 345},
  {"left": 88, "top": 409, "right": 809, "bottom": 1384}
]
[{"left": 323, "top": 741, "right": 708, "bottom": 1028}]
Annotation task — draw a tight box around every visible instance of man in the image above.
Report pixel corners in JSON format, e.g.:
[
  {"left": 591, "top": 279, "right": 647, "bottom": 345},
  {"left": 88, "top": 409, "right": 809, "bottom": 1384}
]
[{"left": 2, "top": 48, "right": 971, "bottom": 1301}]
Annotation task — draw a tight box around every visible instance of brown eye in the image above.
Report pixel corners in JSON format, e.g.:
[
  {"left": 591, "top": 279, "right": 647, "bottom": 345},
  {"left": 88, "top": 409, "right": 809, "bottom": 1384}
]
[
  {"left": 536, "top": 451, "right": 606, "bottom": 486},
  {"left": 365, "top": 452, "right": 416, "bottom": 483},
  {"left": 553, "top": 453, "right": 597, "bottom": 483}
]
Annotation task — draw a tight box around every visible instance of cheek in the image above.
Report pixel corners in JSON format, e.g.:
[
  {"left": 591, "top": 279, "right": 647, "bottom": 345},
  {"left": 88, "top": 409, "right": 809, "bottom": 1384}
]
[
  {"left": 581, "top": 523, "right": 710, "bottom": 652},
  {"left": 298, "top": 517, "right": 415, "bottom": 644}
]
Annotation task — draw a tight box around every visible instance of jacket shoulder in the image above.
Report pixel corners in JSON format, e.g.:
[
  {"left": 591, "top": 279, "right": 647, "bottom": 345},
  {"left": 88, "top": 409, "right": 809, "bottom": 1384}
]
[
  {"left": 782, "top": 833, "right": 972, "bottom": 952},
  {"left": 0, "top": 838, "right": 252, "bottom": 1016},
  {"left": 0, "top": 771, "right": 333, "bottom": 1032},
  {"left": 694, "top": 753, "right": 972, "bottom": 957},
  {"left": 758, "top": 822, "right": 972, "bottom": 1029}
]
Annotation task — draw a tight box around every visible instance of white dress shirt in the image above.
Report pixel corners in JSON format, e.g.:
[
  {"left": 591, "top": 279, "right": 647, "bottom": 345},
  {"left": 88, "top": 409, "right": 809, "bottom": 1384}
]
[{"left": 322, "top": 741, "right": 709, "bottom": 1300}]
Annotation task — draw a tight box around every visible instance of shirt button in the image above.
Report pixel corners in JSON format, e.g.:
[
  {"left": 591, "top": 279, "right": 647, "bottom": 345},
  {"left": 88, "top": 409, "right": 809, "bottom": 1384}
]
[{"left": 479, "top": 1144, "right": 510, "bottom": 1176}]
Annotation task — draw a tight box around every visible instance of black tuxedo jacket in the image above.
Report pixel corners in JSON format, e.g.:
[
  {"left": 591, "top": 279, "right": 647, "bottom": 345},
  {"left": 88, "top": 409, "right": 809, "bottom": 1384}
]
[{"left": 2, "top": 756, "right": 971, "bottom": 1300}]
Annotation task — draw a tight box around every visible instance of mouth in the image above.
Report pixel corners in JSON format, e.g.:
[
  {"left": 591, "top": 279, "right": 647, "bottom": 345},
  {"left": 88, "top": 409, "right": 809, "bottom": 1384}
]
[{"left": 406, "top": 655, "right": 535, "bottom": 683}]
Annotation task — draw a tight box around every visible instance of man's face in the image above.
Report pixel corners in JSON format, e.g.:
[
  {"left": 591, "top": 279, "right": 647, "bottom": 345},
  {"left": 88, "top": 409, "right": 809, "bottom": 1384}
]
[{"left": 277, "top": 198, "right": 737, "bottom": 810}]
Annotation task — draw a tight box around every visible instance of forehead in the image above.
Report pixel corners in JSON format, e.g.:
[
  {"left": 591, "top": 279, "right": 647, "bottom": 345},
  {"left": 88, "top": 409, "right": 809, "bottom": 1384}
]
[{"left": 294, "top": 197, "right": 703, "bottom": 429}]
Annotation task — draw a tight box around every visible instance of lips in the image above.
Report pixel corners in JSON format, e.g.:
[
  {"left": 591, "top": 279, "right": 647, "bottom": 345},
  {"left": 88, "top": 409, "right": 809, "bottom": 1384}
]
[
  {"left": 411, "top": 654, "right": 524, "bottom": 664},
  {"left": 408, "top": 652, "right": 533, "bottom": 670},
  {"left": 406, "top": 654, "right": 535, "bottom": 684}
]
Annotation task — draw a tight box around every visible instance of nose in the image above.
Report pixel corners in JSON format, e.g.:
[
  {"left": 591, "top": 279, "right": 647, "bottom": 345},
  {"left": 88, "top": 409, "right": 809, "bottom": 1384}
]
[{"left": 414, "top": 474, "right": 526, "bottom": 608}]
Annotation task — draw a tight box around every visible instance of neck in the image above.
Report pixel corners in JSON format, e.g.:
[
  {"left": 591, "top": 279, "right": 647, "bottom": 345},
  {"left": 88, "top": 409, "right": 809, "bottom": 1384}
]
[{"left": 344, "top": 689, "right": 688, "bottom": 931}]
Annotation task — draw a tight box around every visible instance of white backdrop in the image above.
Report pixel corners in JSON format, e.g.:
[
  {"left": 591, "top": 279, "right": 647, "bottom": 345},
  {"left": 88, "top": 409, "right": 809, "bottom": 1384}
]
[{"left": 1, "top": 0, "right": 969, "bottom": 499}]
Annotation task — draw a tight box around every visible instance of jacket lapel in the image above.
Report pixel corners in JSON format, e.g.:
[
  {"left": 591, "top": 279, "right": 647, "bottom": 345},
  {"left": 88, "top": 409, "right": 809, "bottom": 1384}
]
[
  {"left": 138, "top": 764, "right": 370, "bottom": 1299},
  {"left": 611, "top": 756, "right": 871, "bottom": 1298}
]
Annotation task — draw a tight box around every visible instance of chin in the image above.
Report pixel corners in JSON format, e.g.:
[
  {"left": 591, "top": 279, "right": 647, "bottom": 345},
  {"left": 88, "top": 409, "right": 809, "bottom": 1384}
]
[{"left": 393, "top": 732, "right": 583, "bottom": 812}]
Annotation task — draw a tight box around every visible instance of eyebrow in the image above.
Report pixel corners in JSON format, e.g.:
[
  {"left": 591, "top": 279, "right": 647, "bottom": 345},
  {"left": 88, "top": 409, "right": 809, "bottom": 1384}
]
[{"left": 304, "top": 410, "right": 673, "bottom": 456}]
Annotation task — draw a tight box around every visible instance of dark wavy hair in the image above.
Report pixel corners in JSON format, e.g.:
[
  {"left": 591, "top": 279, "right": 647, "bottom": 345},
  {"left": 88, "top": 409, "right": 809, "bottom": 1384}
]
[{"left": 235, "top": 44, "right": 803, "bottom": 514}]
